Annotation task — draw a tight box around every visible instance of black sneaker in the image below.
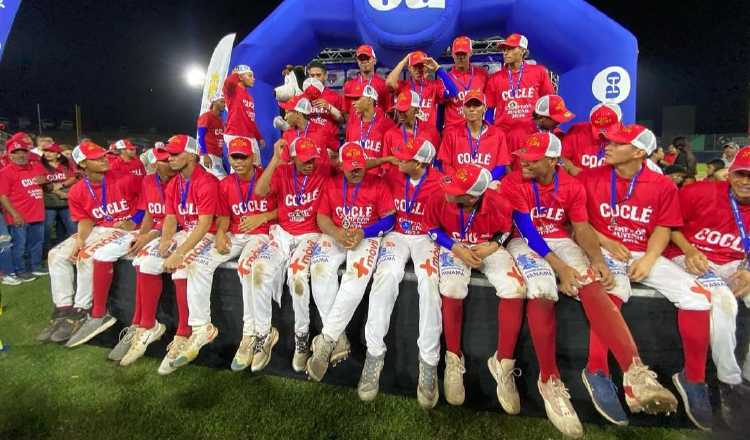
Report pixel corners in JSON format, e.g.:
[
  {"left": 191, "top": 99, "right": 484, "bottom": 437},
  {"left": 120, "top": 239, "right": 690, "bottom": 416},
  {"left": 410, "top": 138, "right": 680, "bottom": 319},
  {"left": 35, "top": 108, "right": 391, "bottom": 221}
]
[
  {"left": 719, "top": 381, "right": 750, "bottom": 431},
  {"left": 49, "top": 308, "right": 87, "bottom": 343},
  {"left": 16, "top": 273, "right": 37, "bottom": 283},
  {"left": 37, "top": 308, "right": 70, "bottom": 342}
]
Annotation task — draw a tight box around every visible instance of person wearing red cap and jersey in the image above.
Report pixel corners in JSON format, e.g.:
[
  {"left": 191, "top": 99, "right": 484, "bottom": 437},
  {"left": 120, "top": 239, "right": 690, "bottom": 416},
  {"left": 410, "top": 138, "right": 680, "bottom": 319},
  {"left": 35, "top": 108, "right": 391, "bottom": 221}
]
[
  {"left": 38, "top": 141, "right": 140, "bottom": 345},
  {"left": 381, "top": 90, "right": 441, "bottom": 174},
  {"left": 40, "top": 143, "right": 77, "bottom": 252},
  {"left": 357, "top": 137, "right": 444, "bottom": 409},
  {"left": 278, "top": 96, "right": 338, "bottom": 162},
  {"left": 666, "top": 146, "right": 750, "bottom": 429},
  {"left": 342, "top": 45, "right": 390, "bottom": 114},
  {"left": 499, "top": 132, "right": 677, "bottom": 435},
  {"left": 345, "top": 84, "right": 396, "bottom": 175},
  {"left": 253, "top": 135, "right": 333, "bottom": 373},
  {"left": 197, "top": 93, "right": 228, "bottom": 178},
  {"left": 505, "top": 94, "right": 575, "bottom": 168},
  {"left": 443, "top": 36, "right": 489, "bottom": 128},
  {"left": 485, "top": 33, "right": 555, "bottom": 152},
  {"left": 438, "top": 90, "right": 510, "bottom": 180},
  {"left": 0, "top": 135, "right": 48, "bottom": 282},
  {"left": 386, "top": 51, "right": 448, "bottom": 128},
  {"left": 223, "top": 64, "right": 264, "bottom": 153},
  {"left": 109, "top": 139, "right": 146, "bottom": 179},
  {"left": 578, "top": 124, "right": 713, "bottom": 431},
  {"left": 304, "top": 62, "right": 346, "bottom": 143},
  {"left": 306, "top": 142, "right": 395, "bottom": 383},
  {"left": 561, "top": 102, "right": 623, "bottom": 176}
]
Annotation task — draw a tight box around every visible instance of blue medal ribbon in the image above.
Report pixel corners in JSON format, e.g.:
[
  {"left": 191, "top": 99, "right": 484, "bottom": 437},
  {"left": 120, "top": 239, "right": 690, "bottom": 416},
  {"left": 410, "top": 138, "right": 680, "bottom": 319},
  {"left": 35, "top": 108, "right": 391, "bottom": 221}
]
[
  {"left": 401, "top": 169, "right": 429, "bottom": 232},
  {"left": 459, "top": 205, "right": 478, "bottom": 240},
  {"left": 532, "top": 172, "right": 559, "bottom": 216},
  {"left": 450, "top": 66, "right": 475, "bottom": 92},
  {"left": 401, "top": 120, "right": 419, "bottom": 147},
  {"left": 466, "top": 123, "right": 483, "bottom": 160},
  {"left": 506, "top": 62, "right": 525, "bottom": 102},
  {"left": 359, "top": 113, "right": 377, "bottom": 149},
  {"left": 234, "top": 172, "right": 257, "bottom": 212},
  {"left": 178, "top": 177, "right": 191, "bottom": 211},
  {"left": 84, "top": 176, "right": 113, "bottom": 222},
  {"left": 292, "top": 167, "right": 308, "bottom": 207},
  {"left": 729, "top": 188, "right": 750, "bottom": 259},
  {"left": 609, "top": 167, "right": 642, "bottom": 226},
  {"left": 154, "top": 174, "right": 165, "bottom": 203},
  {"left": 342, "top": 175, "right": 362, "bottom": 227},
  {"left": 596, "top": 139, "right": 607, "bottom": 160}
]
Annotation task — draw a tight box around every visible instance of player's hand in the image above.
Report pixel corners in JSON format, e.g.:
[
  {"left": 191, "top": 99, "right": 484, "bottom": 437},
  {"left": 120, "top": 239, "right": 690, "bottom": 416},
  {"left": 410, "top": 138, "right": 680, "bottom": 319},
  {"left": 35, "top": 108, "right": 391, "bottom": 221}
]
[
  {"left": 10, "top": 211, "right": 24, "bottom": 226},
  {"left": 601, "top": 237, "right": 630, "bottom": 262},
  {"left": 557, "top": 264, "right": 583, "bottom": 297},
  {"left": 684, "top": 249, "right": 710, "bottom": 276},
  {"left": 202, "top": 155, "right": 213, "bottom": 169},
  {"left": 590, "top": 258, "right": 615, "bottom": 291},
  {"left": 240, "top": 213, "right": 269, "bottom": 233},
  {"left": 452, "top": 243, "right": 482, "bottom": 269},
  {"left": 272, "top": 139, "right": 287, "bottom": 161},
  {"left": 312, "top": 99, "right": 330, "bottom": 110},
  {"left": 163, "top": 252, "right": 184, "bottom": 272},
  {"left": 471, "top": 241, "right": 499, "bottom": 260},
  {"left": 113, "top": 219, "right": 136, "bottom": 231},
  {"left": 728, "top": 269, "right": 750, "bottom": 299},
  {"left": 333, "top": 227, "right": 350, "bottom": 247},
  {"left": 423, "top": 58, "right": 440, "bottom": 72},
  {"left": 214, "top": 233, "right": 230, "bottom": 255},
  {"left": 128, "top": 231, "right": 156, "bottom": 257},
  {"left": 68, "top": 240, "right": 84, "bottom": 262},
  {"left": 344, "top": 228, "right": 365, "bottom": 249},
  {"left": 627, "top": 255, "right": 656, "bottom": 282},
  {"left": 158, "top": 239, "right": 172, "bottom": 258}
]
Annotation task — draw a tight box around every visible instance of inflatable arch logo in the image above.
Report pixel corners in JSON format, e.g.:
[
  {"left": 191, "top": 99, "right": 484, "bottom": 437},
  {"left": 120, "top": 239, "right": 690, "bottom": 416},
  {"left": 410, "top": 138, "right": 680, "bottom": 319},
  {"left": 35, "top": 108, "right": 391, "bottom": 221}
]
[{"left": 228, "top": 0, "right": 638, "bottom": 164}]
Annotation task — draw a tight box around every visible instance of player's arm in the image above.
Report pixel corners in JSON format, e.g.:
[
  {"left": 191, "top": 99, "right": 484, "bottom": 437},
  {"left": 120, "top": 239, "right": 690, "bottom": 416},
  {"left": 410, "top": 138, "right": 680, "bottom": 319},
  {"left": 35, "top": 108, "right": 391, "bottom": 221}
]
[
  {"left": 628, "top": 225, "right": 670, "bottom": 282},
  {"left": 158, "top": 215, "right": 178, "bottom": 256},
  {"left": 572, "top": 221, "right": 615, "bottom": 289},
  {"left": 255, "top": 139, "right": 285, "bottom": 197},
  {"left": 317, "top": 213, "right": 348, "bottom": 246},
  {"left": 386, "top": 55, "right": 409, "bottom": 91},
  {"left": 128, "top": 212, "right": 159, "bottom": 257},
  {"left": 72, "top": 219, "right": 95, "bottom": 257},
  {"left": 560, "top": 158, "right": 582, "bottom": 176},
  {"left": 240, "top": 209, "right": 277, "bottom": 233},
  {"left": 169, "top": 215, "right": 213, "bottom": 262},
  {"left": 670, "top": 229, "right": 710, "bottom": 275},
  {"left": 0, "top": 195, "right": 23, "bottom": 226},
  {"left": 214, "top": 215, "right": 231, "bottom": 254},
  {"left": 365, "top": 157, "right": 397, "bottom": 169},
  {"left": 594, "top": 229, "right": 631, "bottom": 262}
]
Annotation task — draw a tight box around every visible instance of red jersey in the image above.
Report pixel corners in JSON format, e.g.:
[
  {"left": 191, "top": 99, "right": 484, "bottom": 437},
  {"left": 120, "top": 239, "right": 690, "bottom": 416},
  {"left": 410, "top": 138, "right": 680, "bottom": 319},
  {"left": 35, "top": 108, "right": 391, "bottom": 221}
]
[
  {"left": 308, "top": 88, "right": 346, "bottom": 142},
  {"left": 395, "top": 78, "right": 445, "bottom": 127},
  {"left": 282, "top": 126, "right": 337, "bottom": 157},
  {"left": 500, "top": 169, "right": 587, "bottom": 239},
  {"left": 0, "top": 162, "right": 46, "bottom": 223},
  {"left": 270, "top": 162, "right": 332, "bottom": 235},
  {"left": 137, "top": 173, "right": 170, "bottom": 230},
  {"left": 219, "top": 169, "right": 277, "bottom": 235},
  {"left": 443, "top": 65, "right": 489, "bottom": 127},
  {"left": 318, "top": 173, "right": 394, "bottom": 229},
  {"left": 664, "top": 181, "right": 749, "bottom": 264},
  {"left": 382, "top": 122, "right": 441, "bottom": 160},
  {"left": 562, "top": 123, "right": 608, "bottom": 171},
  {"left": 44, "top": 163, "right": 72, "bottom": 185},
  {"left": 426, "top": 188, "right": 517, "bottom": 245},
  {"left": 110, "top": 156, "right": 146, "bottom": 179},
  {"left": 579, "top": 164, "right": 682, "bottom": 252},
  {"left": 438, "top": 124, "right": 510, "bottom": 175},
  {"left": 0, "top": 153, "right": 9, "bottom": 168},
  {"left": 663, "top": 151, "right": 677, "bottom": 165},
  {"left": 486, "top": 63, "right": 555, "bottom": 131},
  {"left": 68, "top": 173, "right": 139, "bottom": 227},
  {"left": 197, "top": 111, "right": 225, "bottom": 156},
  {"left": 164, "top": 165, "right": 221, "bottom": 233},
  {"left": 343, "top": 73, "right": 391, "bottom": 114},
  {"left": 384, "top": 166, "right": 444, "bottom": 235},
  {"left": 223, "top": 72, "right": 263, "bottom": 141},
  {"left": 345, "top": 108, "right": 396, "bottom": 168}
]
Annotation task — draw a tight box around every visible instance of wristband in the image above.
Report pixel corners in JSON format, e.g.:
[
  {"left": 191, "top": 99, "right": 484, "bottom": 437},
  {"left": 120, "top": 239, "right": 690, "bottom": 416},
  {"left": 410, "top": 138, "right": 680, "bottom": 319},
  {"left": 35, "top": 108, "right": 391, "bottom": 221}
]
[
  {"left": 428, "top": 227, "right": 456, "bottom": 250},
  {"left": 363, "top": 214, "right": 395, "bottom": 238},
  {"left": 512, "top": 210, "right": 551, "bottom": 257}
]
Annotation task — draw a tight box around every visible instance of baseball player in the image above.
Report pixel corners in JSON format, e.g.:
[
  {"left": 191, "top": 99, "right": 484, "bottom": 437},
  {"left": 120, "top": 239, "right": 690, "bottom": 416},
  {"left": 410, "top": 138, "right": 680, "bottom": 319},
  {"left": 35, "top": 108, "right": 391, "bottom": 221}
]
[
  {"left": 579, "top": 124, "right": 713, "bottom": 430},
  {"left": 342, "top": 45, "right": 391, "bottom": 114},
  {"left": 109, "top": 139, "right": 146, "bottom": 178},
  {"left": 500, "top": 132, "right": 677, "bottom": 436},
  {"left": 442, "top": 36, "right": 489, "bottom": 128},
  {"left": 386, "top": 51, "right": 448, "bottom": 128},
  {"left": 438, "top": 90, "right": 510, "bottom": 180},
  {"left": 253, "top": 136, "right": 333, "bottom": 372},
  {"left": 381, "top": 91, "right": 441, "bottom": 169},
  {"left": 561, "top": 103, "right": 623, "bottom": 176},
  {"left": 345, "top": 84, "right": 396, "bottom": 174},
  {"left": 277, "top": 96, "right": 337, "bottom": 160},
  {"left": 223, "top": 65, "right": 263, "bottom": 166},
  {"left": 197, "top": 93, "right": 228, "bottom": 177},
  {"left": 306, "top": 142, "right": 395, "bottom": 382},
  {"left": 37, "top": 142, "right": 139, "bottom": 345},
  {"left": 667, "top": 147, "right": 750, "bottom": 430},
  {"left": 357, "top": 138, "right": 443, "bottom": 408},
  {"left": 485, "top": 33, "right": 555, "bottom": 155},
  {"left": 303, "top": 62, "right": 346, "bottom": 142}
]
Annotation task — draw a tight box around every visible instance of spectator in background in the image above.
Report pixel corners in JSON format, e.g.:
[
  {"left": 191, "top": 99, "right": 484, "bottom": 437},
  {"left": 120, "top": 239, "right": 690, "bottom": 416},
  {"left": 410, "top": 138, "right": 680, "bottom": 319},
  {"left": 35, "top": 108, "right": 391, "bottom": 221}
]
[
  {"left": 41, "top": 143, "right": 77, "bottom": 252},
  {"left": 59, "top": 144, "right": 79, "bottom": 177},
  {"left": 705, "top": 158, "right": 726, "bottom": 181},
  {"left": 34, "top": 136, "right": 54, "bottom": 158},
  {"left": 648, "top": 146, "right": 665, "bottom": 173},
  {"left": 109, "top": 139, "right": 146, "bottom": 178},
  {"left": 664, "top": 164, "right": 688, "bottom": 187},
  {"left": 662, "top": 143, "right": 678, "bottom": 166},
  {"left": 671, "top": 136, "right": 697, "bottom": 177},
  {"left": 721, "top": 142, "right": 739, "bottom": 167}
]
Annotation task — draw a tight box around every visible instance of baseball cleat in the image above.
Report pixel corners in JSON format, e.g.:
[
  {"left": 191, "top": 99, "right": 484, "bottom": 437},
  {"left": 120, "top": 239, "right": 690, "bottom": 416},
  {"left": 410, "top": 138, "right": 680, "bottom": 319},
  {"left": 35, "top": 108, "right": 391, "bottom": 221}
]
[
  {"left": 49, "top": 308, "right": 88, "bottom": 343},
  {"left": 171, "top": 323, "right": 218, "bottom": 369},
  {"left": 108, "top": 325, "right": 138, "bottom": 361},
  {"left": 487, "top": 354, "right": 521, "bottom": 415},
  {"left": 581, "top": 369, "right": 628, "bottom": 426},
  {"left": 292, "top": 332, "right": 310, "bottom": 373},
  {"left": 417, "top": 358, "right": 439, "bottom": 409},
  {"left": 158, "top": 335, "right": 189, "bottom": 375},
  {"left": 231, "top": 335, "right": 257, "bottom": 372},
  {"left": 330, "top": 333, "right": 351, "bottom": 366},
  {"left": 623, "top": 358, "right": 678, "bottom": 415},
  {"left": 538, "top": 376, "right": 584, "bottom": 438},
  {"left": 64, "top": 313, "right": 117, "bottom": 348},
  {"left": 672, "top": 371, "right": 713, "bottom": 431},
  {"left": 357, "top": 352, "right": 385, "bottom": 402},
  {"left": 251, "top": 327, "right": 279, "bottom": 372},
  {"left": 444, "top": 351, "right": 466, "bottom": 406},
  {"left": 120, "top": 322, "right": 165, "bottom": 366},
  {"left": 306, "top": 334, "right": 335, "bottom": 382}
]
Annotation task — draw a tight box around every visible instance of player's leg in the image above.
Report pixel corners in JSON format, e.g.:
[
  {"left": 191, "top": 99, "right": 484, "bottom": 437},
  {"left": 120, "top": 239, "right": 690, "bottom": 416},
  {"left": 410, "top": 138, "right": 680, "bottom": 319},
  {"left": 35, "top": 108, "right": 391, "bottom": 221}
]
[
  {"left": 39, "top": 235, "right": 81, "bottom": 342},
  {"left": 286, "top": 233, "right": 320, "bottom": 372}
]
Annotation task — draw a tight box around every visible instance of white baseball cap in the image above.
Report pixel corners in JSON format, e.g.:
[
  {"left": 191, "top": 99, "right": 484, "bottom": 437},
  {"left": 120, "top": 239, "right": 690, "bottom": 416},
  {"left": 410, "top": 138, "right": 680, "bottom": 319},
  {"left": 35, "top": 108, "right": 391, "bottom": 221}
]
[
  {"left": 513, "top": 132, "right": 563, "bottom": 161},
  {"left": 394, "top": 90, "right": 421, "bottom": 112},
  {"left": 235, "top": 64, "right": 253, "bottom": 75},
  {"left": 603, "top": 124, "right": 657, "bottom": 155},
  {"left": 393, "top": 138, "right": 436, "bottom": 164},
  {"left": 303, "top": 78, "right": 325, "bottom": 94}
]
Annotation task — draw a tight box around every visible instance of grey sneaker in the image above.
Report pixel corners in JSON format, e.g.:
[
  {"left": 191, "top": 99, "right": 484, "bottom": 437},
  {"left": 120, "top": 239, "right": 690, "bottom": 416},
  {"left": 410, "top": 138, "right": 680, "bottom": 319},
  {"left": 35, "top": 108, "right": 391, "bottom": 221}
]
[
  {"left": 108, "top": 325, "right": 138, "bottom": 361},
  {"left": 120, "top": 323, "right": 166, "bottom": 366},
  {"left": 1, "top": 275, "right": 22, "bottom": 286},
  {"left": 16, "top": 273, "right": 37, "bottom": 283},
  {"left": 417, "top": 358, "right": 439, "bottom": 409},
  {"left": 65, "top": 314, "right": 117, "bottom": 348},
  {"left": 37, "top": 308, "right": 68, "bottom": 342},
  {"left": 251, "top": 327, "right": 279, "bottom": 372},
  {"left": 330, "top": 333, "right": 351, "bottom": 366},
  {"left": 231, "top": 335, "right": 257, "bottom": 372},
  {"left": 306, "top": 334, "right": 335, "bottom": 382},
  {"left": 49, "top": 308, "right": 87, "bottom": 343},
  {"left": 357, "top": 352, "right": 385, "bottom": 401},
  {"left": 292, "top": 332, "right": 310, "bottom": 373}
]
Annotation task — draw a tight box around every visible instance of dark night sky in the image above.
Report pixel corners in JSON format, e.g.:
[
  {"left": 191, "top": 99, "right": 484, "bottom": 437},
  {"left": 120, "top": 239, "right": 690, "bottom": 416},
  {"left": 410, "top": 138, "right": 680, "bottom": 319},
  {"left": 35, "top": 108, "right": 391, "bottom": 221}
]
[{"left": 1, "top": 0, "right": 749, "bottom": 135}]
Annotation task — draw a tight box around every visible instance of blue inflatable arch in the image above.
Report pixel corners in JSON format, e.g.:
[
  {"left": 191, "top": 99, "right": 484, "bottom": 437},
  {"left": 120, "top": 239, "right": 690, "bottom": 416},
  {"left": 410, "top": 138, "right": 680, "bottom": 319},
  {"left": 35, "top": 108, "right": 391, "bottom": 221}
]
[{"left": 230, "top": 0, "right": 638, "bottom": 163}]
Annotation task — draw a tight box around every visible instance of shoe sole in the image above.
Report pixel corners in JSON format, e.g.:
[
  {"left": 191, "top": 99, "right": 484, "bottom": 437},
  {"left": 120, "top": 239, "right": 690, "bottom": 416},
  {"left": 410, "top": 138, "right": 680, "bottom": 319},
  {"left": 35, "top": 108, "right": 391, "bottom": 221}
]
[
  {"left": 358, "top": 387, "right": 379, "bottom": 402},
  {"left": 625, "top": 388, "right": 678, "bottom": 415},
  {"left": 417, "top": 387, "right": 439, "bottom": 409},
  {"left": 66, "top": 317, "right": 118, "bottom": 348},
  {"left": 2, "top": 281, "right": 22, "bottom": 286},
  {"left": 671, "top": 374, "right": 712, "bottom": 432},
  {"left": 486, "top": 357, "right": 519, "bottom": 415},
  {"left": 538, "top": 381, "right": 584, "bottom": 438},
  {"left": 581, "top": 370, "right": 629, "bottom": 426},
  {"left": 172, "top": 326, "right": 219, "bottom": 369},
  {"left": 31, "top": 272, "right": 49, "bottom": 276},
  {"left": 120, "top": 325, "right": 166, "bottom": 366},
  {"left": 305, "top": 357, "right": 328, "bottom": 382},
  {"left": 19, "top": 277, "right": 37, "bottom": 283},
  {"left": 251, "top": 329, "right": 279, "bottom": 373}
]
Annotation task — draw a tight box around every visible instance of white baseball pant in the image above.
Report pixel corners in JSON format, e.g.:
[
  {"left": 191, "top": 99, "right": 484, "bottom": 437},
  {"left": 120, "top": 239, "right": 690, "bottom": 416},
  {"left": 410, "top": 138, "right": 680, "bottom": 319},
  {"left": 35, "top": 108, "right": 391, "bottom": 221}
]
[
  {"left": 48, "top": 227, "right": 132, "bottom": 309},
  {"left": 438, "top": 245, "right": 526, "bottom": 300},
  {"left": 507, "top": 237, "right": 595, "bottom": 300},
  {"left": 202, "top": 154, "right": 228, "bottom": 179},
  {"left": 236, "top": 235, "right": 283, "bottom": 336},
  {"left": 310, "top": 235, "right": 382, "bottom": 341},
  {"left": 672, "top": 255, "right": 750, "bottom": 384},
  {"left": 365, "top": 233, "right": 442, "bottom": 366}
]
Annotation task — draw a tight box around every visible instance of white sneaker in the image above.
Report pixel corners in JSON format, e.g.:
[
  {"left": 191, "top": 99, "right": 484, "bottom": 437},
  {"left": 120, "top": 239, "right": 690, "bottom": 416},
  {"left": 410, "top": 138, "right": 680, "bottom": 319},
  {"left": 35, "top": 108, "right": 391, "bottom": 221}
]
[
  {"left": 623, "top": 358, "right": 678, "bottom": 414},
  {"left": 172, "top": 324, "right": 219, "bottom": 369},
  {"left": 158, "top": 335, "right": 189, "bottom": 375},
  {"left": 120, "top": 323, "right": 165, "bottom": 366},
  {"left": 357, "top": 352, "right": 385, "bottom": 401},
  {"left": 231, "top": 335, "right": 256, "bottom": 372},
  {"left": 251, "top": 327, "right": 279, "bottom": 372},
  {"left": 487, "top": 353, "right": 521, "bottom": 414},
  {"left": 444, "top": 351, "right": 466, "bottom": 406},
  {"left": 292, "top": 332, "right": 310, "bottom": 373},
  {"left": 1, "top": 275, "right": 22, "bottom": 286},
  {"left": 538, "top": 376, "right": 584, "bottom": 438},
  {"left": 306, "top": 334, "right": 335, "bottom": 382},
  {"left": 108, "top": 325, "right": 138, "bottom": 361}
]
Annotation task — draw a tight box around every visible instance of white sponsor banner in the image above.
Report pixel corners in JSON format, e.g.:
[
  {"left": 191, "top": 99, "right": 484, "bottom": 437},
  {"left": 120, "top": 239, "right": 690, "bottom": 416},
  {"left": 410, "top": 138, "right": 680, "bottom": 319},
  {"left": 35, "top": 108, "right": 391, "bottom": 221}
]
[{"left": 199, "top": 33, "right": 236, "bottom": 116}]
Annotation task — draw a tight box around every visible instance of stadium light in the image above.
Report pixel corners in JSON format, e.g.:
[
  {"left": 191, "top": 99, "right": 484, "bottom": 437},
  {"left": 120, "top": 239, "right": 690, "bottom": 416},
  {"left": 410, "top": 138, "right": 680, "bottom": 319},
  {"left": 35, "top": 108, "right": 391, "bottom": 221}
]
[{"left": 184, "top": 65, "right": 206, "bottom": 88}]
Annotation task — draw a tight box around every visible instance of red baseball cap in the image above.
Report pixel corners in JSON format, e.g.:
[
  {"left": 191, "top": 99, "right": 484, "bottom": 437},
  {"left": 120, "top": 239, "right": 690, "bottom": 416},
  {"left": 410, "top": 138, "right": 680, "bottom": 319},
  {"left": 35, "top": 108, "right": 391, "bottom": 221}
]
[
  {"left": 729, "top": 146, "right": 750, "bottom": 173},
  {"left": 603, "top": 124, "right": 657, "bottom": 155},
  {"left": 463, "top": 89, "right": 486, "bottom": 106},
  {"left": 165, "top": 134, "right": 200, "bottom": 155},
  {"left": 72, "top": 141, "right": 108, "bottom": 164},
  {"left": 289, "top": 136, "right": 321, "bottom": 162},
  {"left": 114, "top": 139, "right": 136, "bottom": 151},
  {"left": 408, "top": 51, "right": 428, "bottom": 66},
  {"left": 394, "top": 90, "right": 421, "bottom": 112},
  {"left": 339, "top": 142, "right": 367, "bottom": 172},
  {"left": 452, "top": 36, "right": 473, "bottom": 55},
  {"left": 6, "top": 135, "right": 32, "bottom": 153},
  {"left": 590, "top": 102, "right": 623, "bottom": 136},
  {"left": 501, "top": 33, "right": 529, "bottom": 50},
  {"left": 303, "top": 78, "right": 325, "bottom": 100},
  {"left": 43, "top": 143, "right": 62, "bottom": 153},
  {"left": 440, "top": 164, "right": 493, "bottom": 197},
  {"left": 534, "top": 95, "right": 575, "bottom": 123},
  {"left": 513, "top": 132, "right": 563, "bottom": 161},
  {"left": 356, "top": 44, "right": 376, "bottom": 59},
  {"left": 228, "top": 137, "right": 255, "bottom": 157},
  {"left": 153, "top": 146, "right": 170, "bottom": 162},
  {"left": 393, "top": 137, "right": 436, "bottom": 163}
]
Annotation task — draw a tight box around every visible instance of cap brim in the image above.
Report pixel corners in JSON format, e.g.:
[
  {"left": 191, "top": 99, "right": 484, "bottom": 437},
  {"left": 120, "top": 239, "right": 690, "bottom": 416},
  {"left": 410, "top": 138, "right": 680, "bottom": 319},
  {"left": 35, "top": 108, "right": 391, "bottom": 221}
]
[
  {"left": 342, "top": 160, "right": 365, "bottom": 172},
  {"left": 86, "top": 149, "right": 108, "bottom": 160},
  {"left": 395, "top": 102, "right": 411, "bottom": 112},
  {"left": 440, "top": 180, "right": 468, "bottom": 196},
  {"left": 279, "top": 99, "right": 297, "bottom": 110},
  {"left": 463, "top": 97, "right": 485, "bottom": 106},
  {"left": 153, "top": 149, "right": 170, "bottom": 161},
  {"left": 295, "top": 152, "right": 319, "bottom": 163},
  {"left": 165, "top": 144, "right": 185, "bottom": 154},
  {"left": 393, "top": 147, "right": 415, "bottom": 161},
  {"left": 228, "top": 148, "right": 254, "bottom": 157},
  {"left": 550, "top": 111, "right": 575, "bottom": 123},
  {"left": 513, "top": 150, "right": 546, "bottom": 161}
]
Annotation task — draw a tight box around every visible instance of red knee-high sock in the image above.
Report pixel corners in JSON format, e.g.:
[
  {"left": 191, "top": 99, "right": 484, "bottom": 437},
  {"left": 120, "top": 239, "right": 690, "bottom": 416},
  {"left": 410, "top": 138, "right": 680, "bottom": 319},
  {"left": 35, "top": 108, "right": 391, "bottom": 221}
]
[
  {"left": 91, "top": 260, "right": 115, "bottom": 318},
  {"left": 442, "top": 297, "right": 464, "bottom": 356},
  {"left": 579, "top": 283, "right": 638, "bottom": 372},
  {"left": 497, "top": 298, "right": 525, "bottom": 360},
  {"left": 526, "top": 299, "right": 559, "bottom": 381},
  {"left": 678, "top": 309, "right": 710, "bottom": 383},
  {"left": 138, "top": 272, "right": 163, "bottom": 329},
  {"left": 586, "top": 293, "right": 624, "bottom": 375},
  {"left": 131, "top": 266, "right": 143, "bottom": 326},
  {"left": 174, "top": 279, "right": 191, "bottom": 337}
]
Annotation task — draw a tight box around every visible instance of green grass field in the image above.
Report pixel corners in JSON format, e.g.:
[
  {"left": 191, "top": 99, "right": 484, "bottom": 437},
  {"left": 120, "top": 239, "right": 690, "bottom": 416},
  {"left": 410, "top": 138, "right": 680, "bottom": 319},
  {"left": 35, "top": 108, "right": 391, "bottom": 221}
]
[{"left": 0, "top": 279, "right": 709, "bottom": 440}]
